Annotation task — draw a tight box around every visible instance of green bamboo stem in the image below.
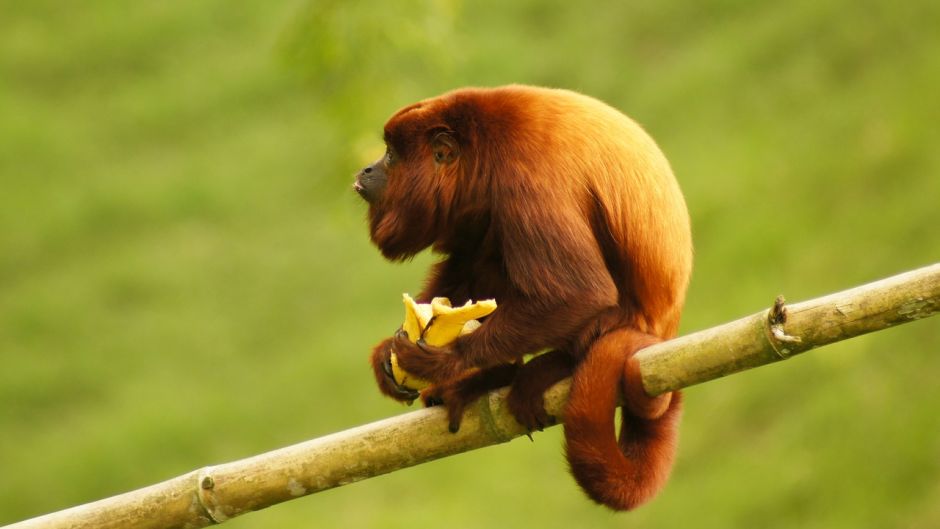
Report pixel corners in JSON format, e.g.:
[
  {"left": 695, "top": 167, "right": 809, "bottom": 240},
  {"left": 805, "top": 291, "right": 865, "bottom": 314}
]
[{"left": 5, "top": 263, "right": 939, "bottom": 529}]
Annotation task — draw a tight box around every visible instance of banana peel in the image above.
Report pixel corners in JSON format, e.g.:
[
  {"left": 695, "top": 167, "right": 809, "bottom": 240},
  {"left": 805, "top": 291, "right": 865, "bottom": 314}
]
[{"left": 389, "top": 294, "right": 497, "bottom": 392}]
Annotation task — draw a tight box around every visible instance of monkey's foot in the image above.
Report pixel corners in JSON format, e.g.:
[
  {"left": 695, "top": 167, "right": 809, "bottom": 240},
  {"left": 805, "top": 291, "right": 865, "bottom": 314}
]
[
  {"left": 506, "top": 351, "right": 574, "bottom": 432},
  {"left": 506, "top": 388, "right": 555, "bottom": 433},
  {"left": 421, "top": 364, "right": 518, "bottom": 433}
]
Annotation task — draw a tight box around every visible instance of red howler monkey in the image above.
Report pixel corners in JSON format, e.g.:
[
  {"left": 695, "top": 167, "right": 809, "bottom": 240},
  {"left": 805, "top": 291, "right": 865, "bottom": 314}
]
[{"left": 354, "top": 85, "right": 692, "bottom": 511}]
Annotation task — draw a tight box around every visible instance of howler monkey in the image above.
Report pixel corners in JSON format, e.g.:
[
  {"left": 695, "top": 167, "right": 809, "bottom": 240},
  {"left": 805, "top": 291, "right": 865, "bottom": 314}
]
[{"left": 354, "top": 85, "right": 692, "bottom": 511}]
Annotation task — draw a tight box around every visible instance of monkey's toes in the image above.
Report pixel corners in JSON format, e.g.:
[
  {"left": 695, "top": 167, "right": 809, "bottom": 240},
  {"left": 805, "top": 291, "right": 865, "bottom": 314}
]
[{"left": 507, "top": 393, "right": 554, "bottom": 433}]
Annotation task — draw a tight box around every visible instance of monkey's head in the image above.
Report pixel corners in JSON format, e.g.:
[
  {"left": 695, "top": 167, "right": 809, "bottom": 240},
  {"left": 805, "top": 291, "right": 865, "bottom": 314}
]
[{"left": 355, "top": 92, "right": 491, "bottom": 261}]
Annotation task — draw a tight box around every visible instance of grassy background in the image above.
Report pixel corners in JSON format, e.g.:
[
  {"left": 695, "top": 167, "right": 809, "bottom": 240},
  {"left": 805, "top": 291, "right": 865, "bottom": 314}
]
[{"left": 2, "top": 1, "right": 939, "bottom": 527}]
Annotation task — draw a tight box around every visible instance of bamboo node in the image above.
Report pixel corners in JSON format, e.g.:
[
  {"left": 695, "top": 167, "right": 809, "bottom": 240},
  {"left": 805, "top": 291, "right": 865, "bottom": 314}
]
[
  {"left": 479, "top": 390, "right": 509, "bottom": 441},
  {"left": 196, "top": 466, "right": 226, "bottom": 524},
  {"left": 766, "top": 295, "right": 802, "bottom": 358}
]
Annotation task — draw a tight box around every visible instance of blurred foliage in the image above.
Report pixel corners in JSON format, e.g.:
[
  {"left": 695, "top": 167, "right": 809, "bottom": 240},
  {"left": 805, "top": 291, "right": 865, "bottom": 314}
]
[{"left": 1, "top": 0, "right": 938, "bottom": 527}]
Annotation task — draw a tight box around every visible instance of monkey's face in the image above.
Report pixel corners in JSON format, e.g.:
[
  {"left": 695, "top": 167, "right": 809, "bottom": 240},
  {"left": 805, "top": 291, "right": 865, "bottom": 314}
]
[
  {"left": 353, "top": 154, "right": 388, "bottom": 204},
  {"left": 354, "top": 105, "right": 462, "bottom": 261}
]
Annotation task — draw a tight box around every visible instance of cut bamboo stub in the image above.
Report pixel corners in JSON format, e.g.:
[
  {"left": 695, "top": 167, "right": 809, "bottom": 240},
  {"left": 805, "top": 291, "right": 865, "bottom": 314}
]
[
  {"left": 636, "top": 262, "right": 940, "bottom": 395},
  {"left": 4, "top": 263, "right": 939, "bottom": 529}
]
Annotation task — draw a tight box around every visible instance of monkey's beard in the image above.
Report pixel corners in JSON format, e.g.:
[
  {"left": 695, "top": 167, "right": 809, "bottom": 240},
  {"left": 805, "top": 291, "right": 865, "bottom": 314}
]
[{"left": 368, "top": 206, "right": 438, "bottom": 261}]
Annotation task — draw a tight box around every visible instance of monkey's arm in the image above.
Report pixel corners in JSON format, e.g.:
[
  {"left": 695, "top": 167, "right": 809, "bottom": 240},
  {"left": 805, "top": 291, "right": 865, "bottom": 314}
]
[
  {"left": 460, "top": 191, "right": 617, "bottom": 367},
  {"left": 394, "top": 201, "right": 617, "bottom": 379}
]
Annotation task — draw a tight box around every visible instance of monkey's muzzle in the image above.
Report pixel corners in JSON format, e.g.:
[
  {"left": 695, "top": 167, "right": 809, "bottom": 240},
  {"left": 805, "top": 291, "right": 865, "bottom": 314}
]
[{"left": 354, "top": 161, "right": 386, "bottom": 203}]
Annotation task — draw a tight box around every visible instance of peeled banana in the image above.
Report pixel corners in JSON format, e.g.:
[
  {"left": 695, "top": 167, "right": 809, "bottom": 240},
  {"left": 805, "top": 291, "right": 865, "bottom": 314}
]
[{"left": 389, "top": 294, "right": 497, "bottom": 392}]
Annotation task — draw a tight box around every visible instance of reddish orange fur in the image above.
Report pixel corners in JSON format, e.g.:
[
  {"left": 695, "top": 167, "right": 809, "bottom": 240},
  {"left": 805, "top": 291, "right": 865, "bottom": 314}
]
[{"left": 356, "top": 85, "right": 692, "bottom": 510}]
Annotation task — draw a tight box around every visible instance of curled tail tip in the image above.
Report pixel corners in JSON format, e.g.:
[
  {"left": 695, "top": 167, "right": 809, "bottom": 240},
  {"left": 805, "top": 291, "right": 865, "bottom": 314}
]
[
  {"left": 563, "top": 326, "right": 683, "bottom": 511},
  {"left": 564, "top": 410, "right": 680, "bottom": 511},
  {"left": 564, "top": 450, "right": 652, "bottom": 511}
]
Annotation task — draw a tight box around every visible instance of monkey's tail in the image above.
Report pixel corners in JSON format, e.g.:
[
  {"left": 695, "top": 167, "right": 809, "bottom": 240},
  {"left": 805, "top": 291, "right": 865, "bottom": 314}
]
[{"left": 563, "top": 328, "right": 682, "bottom": 511}]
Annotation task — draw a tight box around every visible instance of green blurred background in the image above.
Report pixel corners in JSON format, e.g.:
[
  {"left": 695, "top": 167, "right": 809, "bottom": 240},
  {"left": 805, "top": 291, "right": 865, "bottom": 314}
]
[{"left": 2, "top": 1, "right": 938, "bottom": 527}]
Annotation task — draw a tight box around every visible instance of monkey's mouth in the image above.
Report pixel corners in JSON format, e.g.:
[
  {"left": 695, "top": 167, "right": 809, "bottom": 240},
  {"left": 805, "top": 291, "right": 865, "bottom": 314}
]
[{"left": 353, "top": 182, "right": 367, "bottom": 199}]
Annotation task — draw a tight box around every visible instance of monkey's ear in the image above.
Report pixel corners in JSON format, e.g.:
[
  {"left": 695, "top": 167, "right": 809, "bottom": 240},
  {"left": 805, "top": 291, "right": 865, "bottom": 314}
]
[{"left": 431, "top": 132, "right": 459, "bottom": 164}]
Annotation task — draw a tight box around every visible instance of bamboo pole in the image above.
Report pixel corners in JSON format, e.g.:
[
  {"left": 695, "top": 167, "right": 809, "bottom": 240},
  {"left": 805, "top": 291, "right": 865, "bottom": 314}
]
[{"left": 5, "top": 263, "right": 939, "bottom": 529}]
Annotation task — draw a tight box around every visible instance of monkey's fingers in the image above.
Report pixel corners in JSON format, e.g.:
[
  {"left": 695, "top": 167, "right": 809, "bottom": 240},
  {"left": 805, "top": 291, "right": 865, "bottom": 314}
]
[
  {"left": 505, "top": 351, "right": 571, "bottom": 432},
  {"left": 381, "top": 355, "right": 420, "bottom": 402},
  {"left": 393, "top": 336, "right": 462, "bottom": 381},
  {"left": 444, "top": 402, "right": 466, "bottom": 434},
  {"left": 506, "top": 390, "right": 555, "bottom": 432},
  {"left": 419, "top": 384, "right": 466, "bottom": 434},
  {"left": 388, "top": 332, "right": 434, "bottom": 389},
  {"left": 414, "top": 338, "right": 454, "bottom": 357},
  {"left": 421, "top": 388, "right": 445, "bottom": 408},
  {"left": 370, "top": 339, "right": 419, "bottom": 403},
  {"left": 430, "top": 365, "right": 520, "bottom": 434}
]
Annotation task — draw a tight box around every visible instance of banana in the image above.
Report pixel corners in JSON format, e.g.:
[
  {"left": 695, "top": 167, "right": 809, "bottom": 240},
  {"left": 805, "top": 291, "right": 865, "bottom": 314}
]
[{"left": 389, "top": 294, "right": 497, "bottom": 391}]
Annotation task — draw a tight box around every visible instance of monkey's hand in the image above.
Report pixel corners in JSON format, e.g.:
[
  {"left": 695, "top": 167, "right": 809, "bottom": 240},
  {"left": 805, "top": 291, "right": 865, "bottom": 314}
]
[
  {"left": 385, "top": 295, "right": 495, "bottom": 390},
  {"left": 369, "top": 295, "right": 497, "bottom": 411},
  {"left": 370, "top": 337, "right": 420, "bottom": 403},
  {"left": 368, "top": 331, "right": 465, "bottom": 403},
  {"left": 391, "top": 330, "right": 466, "bottom": 382}
]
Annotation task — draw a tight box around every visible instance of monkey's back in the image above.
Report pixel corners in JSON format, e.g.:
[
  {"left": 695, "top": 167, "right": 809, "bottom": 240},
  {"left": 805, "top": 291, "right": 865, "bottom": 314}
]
[
  {"left": 425, "top": 85, "right": 692, "bottom": 337},
  {"left": 495, "top": 85, "right": 693, "bottom": 337}
]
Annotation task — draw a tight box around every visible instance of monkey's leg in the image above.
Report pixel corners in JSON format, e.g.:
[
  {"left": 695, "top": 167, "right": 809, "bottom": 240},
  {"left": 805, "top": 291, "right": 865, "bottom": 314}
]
[{"left": 506, "top": 350, "right": 576, "bottom": 432}]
